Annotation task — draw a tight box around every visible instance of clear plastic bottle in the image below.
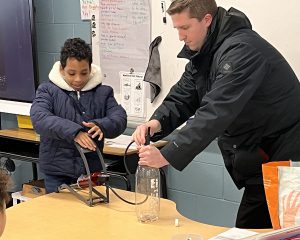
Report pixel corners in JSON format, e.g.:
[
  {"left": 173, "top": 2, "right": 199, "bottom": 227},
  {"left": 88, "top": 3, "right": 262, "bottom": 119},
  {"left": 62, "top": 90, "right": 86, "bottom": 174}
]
[{"left": 135, "top": 165, "right": 160, "bottom": 223}]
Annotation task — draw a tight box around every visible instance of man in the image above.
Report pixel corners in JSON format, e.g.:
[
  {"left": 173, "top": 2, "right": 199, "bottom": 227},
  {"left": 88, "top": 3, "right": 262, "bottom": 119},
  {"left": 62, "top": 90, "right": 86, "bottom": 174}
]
[{"left": 132, "top": 0, "right": 300, "bottom": 229}]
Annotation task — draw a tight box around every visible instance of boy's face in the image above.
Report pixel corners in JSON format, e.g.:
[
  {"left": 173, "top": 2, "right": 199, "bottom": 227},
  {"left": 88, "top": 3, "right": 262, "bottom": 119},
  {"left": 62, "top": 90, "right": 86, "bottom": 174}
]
[{"left": 60, "top": 57, "right": 91, "bottom": 91}]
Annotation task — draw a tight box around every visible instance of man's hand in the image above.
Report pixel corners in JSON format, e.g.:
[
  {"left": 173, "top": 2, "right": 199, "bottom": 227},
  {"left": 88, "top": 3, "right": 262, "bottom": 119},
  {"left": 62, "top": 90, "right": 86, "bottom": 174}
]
[
  {"left": 82, "top": 121, "right": 103, "bottom": 141},
  {"left": 138, "top": 145, "right": 169, "bottom": 168},
  {"left": 132, "top": 119, "right": 161, "bottom": 146},
  {"left": 74, "top": 131, "right": 96, "bottom": 151}
]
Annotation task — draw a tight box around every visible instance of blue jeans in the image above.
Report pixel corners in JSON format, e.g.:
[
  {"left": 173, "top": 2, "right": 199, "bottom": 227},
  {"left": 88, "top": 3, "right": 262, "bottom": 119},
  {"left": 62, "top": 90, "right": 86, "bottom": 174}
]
[{"left": 43, "top": 174, "right": 77, "bottom": 193}]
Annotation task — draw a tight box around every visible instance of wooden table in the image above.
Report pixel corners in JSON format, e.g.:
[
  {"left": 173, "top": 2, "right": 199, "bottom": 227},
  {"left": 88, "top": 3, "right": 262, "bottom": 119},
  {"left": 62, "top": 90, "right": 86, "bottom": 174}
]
[{"left": 2, "top": 187, "right": 228, "bottom": 240}]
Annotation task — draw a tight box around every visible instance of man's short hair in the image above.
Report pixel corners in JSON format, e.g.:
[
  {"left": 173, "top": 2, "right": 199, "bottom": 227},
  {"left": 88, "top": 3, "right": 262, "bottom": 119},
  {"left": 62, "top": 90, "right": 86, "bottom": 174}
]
[{"left": 167, "top": 0, "right": 218, "bottom": 21}]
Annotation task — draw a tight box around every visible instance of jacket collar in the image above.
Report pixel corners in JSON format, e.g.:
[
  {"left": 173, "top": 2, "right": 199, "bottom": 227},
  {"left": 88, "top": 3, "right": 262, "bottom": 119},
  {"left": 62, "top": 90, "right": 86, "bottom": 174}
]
[
  {"left": 177, "top": 7, "right": 252, "bottom": 61},
  {"left": 48, "top": 61, "right": 103, "bottom": 92}
]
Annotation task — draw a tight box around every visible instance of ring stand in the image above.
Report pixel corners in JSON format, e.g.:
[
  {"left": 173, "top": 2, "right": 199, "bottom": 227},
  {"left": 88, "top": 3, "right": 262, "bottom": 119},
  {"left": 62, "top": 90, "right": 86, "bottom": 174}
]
[{"left": 58, "top": 142, "right": 110, "bottom": 207}]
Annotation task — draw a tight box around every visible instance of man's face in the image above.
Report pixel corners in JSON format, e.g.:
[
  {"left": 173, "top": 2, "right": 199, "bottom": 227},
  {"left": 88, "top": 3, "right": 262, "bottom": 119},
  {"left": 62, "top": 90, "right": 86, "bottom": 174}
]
[
  {"left": 171, "top": 10, "right": 212, "bottom": 51},
  {"left": 60, "top": 58, "right": 91, "bottom": 91}
]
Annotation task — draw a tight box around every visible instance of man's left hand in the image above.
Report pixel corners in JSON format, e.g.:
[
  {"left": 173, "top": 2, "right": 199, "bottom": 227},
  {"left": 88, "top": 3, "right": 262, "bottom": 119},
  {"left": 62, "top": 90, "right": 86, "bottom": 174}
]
[{"left": 138, "top": 145, "right": 169, "bottom": 168}]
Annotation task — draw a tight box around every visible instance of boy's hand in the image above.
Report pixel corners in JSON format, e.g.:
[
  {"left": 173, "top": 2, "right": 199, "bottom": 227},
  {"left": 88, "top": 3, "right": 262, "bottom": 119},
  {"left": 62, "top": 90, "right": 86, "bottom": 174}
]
[
  {"left": 82, "top": 121, "right": 103, "bottom": 141},
  {"left": 74, "top": 131, "right": 96, "bottom": 151}
]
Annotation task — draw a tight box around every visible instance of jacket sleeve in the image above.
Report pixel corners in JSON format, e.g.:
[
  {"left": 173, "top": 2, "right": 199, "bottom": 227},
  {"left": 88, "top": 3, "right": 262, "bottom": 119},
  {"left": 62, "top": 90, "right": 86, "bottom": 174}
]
[
  {"left": 91, "top": 87, "right": 127, "bottom": 139},
  {"left": 155, "top": 43, "right": 270, "bottom": 171},
  {"left": 150, "top": 62, "right": 200, "bottom": 139},
  {"left": 30, "top": 84, "right": 84, "bottom": 143}
]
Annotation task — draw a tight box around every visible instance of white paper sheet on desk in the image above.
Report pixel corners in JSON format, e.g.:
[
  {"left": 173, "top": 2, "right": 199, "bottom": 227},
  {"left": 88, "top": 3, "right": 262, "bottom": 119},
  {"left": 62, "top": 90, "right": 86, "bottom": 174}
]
[
  {"left": 208, "top": 228, "right": 258, "bottom": 240},
  {"left": 105, "top": 135, "right": 138, "bottom": 150}
]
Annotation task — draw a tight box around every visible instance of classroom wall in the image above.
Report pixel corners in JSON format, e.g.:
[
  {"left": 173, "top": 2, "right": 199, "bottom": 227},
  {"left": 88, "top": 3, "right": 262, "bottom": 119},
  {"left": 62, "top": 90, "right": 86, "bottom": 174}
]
[{"left": 3, "top": 0, "right": 300, "bottom": 227}]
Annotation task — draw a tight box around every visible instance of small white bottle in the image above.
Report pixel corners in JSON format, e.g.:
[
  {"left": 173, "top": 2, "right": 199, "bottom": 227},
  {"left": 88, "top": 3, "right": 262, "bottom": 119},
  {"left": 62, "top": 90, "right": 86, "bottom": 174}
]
[{"left": 135, "top": 165, "right": 160, "bottom": 223}]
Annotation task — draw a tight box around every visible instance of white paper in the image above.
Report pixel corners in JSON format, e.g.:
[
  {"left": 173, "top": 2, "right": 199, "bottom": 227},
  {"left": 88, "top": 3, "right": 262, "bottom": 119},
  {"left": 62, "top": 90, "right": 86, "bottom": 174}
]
[
  {"left": 80, "top": 0, "right": 99, "bottom": 20},
  {"left": 105, "top": 134, "right": 159, "bottom": 150},
  {"left": 105, "top": 134, "right": 137, "bottom": 150},
  {"left": 208, "top": 228, "right": 258, "bottom": 240},
  {"left": 120, "top": 71, "right": 145, "bottom": 118},
  {"left": 239, "top": 225, "right": 300, "bottom": 240}
]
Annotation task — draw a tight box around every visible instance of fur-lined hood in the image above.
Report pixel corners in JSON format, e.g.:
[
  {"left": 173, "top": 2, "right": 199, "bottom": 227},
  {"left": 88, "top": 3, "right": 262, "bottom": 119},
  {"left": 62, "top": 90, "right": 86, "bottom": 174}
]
[{"left": 48, "top": 61, "right": 103, "bottom": 91}]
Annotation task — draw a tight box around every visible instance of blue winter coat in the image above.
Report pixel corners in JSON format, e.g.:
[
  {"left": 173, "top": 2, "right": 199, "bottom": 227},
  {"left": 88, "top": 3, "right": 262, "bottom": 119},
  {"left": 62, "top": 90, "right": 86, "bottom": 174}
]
[{"left": 30, "top": 62, "right": 127, "bottom": 178}]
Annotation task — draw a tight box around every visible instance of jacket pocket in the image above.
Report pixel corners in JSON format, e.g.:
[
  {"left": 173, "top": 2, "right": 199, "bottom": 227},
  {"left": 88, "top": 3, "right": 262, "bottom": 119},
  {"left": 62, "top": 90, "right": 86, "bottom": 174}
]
[
  {"left": 219, "top": 138, "right": 269, "bottom": 188},
  {"left": 233, "top": 146, "right": 268, "bottom": 178}
]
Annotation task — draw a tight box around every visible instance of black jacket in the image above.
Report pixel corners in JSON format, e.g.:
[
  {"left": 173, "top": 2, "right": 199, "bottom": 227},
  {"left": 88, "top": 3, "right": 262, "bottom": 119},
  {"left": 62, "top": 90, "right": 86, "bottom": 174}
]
[{"left": 150, "top": 7, "right": 300, "bottom": 188}]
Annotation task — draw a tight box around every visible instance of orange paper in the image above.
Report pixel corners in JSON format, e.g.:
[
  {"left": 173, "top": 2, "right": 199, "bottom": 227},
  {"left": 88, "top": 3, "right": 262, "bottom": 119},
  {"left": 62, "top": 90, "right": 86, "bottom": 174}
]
[{"left": 262, "top": 161, "right": 290, "bottom": 229}]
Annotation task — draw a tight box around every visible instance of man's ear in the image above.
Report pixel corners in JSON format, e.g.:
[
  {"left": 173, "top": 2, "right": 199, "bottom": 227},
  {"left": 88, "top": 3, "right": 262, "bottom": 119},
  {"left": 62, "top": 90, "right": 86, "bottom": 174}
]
[{"left": 203, "top": 14, "right": 213, "bottom": 27}]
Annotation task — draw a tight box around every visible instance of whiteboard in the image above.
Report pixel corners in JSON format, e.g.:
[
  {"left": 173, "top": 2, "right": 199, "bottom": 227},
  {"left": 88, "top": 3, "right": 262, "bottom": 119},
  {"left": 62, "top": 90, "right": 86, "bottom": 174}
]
[{"left": 97, "top": 0, "right": 300, "bottom": 126}]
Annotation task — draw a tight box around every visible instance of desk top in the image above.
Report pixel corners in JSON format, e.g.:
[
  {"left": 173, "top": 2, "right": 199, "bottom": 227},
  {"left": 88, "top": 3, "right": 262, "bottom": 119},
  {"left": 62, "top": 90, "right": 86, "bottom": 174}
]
[
  {"left": 0, "top": 128, "right": 40, "bottom": 143},
  {"left": 0, "top": 128, "right": 167, "bottom": 156},
  {"left": 3, "top": 188, "right": 228, "bottom": 240}
]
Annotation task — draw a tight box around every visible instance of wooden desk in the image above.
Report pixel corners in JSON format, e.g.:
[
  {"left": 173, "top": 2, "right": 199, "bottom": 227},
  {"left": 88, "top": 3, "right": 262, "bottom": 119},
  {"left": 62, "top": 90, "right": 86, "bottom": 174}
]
[
  {"left": 0, "top": 128, "right": 167, "bottom": 156},
  {"left": 103, "top": 140, "right": 167, "bottom": 156},
  {"left": 0, "top": 128, "right": 40, "bottom": 143},
  {"left": 3, "top": 188, "right": 228, "bottom": 240}
]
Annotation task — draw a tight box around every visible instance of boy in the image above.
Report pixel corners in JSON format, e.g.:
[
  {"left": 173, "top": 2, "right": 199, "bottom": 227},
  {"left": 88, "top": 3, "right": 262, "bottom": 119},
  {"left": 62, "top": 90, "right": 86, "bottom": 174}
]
[{"left": 30, "top": 38, "right": 127, "bottom": 193}]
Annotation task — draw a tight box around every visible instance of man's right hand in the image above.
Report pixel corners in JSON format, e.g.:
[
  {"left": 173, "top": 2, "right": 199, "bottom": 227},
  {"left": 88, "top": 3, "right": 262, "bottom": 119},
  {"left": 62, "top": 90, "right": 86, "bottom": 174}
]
[
  {"left": 74, "top": 131, "right": 96, "bottom": 151},
  {"left": 132, "top": 119, "right": 161, "bottom": 146}
]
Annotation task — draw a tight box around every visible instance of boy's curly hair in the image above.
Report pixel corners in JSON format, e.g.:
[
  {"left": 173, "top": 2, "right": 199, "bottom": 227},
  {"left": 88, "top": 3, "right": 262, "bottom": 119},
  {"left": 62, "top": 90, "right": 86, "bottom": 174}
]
[
  {"left": 60, "top": 38, "right": 92, "bottom": 69},
  {"left": 0, "top": 170, "right": 10, "bottom": 212}
]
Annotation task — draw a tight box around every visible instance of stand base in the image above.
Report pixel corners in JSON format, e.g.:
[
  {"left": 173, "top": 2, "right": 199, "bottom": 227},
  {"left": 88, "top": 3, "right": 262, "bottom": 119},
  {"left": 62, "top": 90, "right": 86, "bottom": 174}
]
[
  {"left": 59, "top": 143, "right": 110, "bottom": 207},
  {"left": 59, "top": 184, "right": 110, "bottom": 207}
]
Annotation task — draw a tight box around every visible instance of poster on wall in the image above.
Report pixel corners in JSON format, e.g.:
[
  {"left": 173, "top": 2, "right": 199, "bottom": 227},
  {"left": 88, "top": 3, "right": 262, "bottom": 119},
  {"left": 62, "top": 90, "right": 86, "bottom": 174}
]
[
  {"left": 98, "top": 0, "right": 151, "bottom": 94},
  {"left": 120, "top": 71, "right": 145, "bottom": 118}
]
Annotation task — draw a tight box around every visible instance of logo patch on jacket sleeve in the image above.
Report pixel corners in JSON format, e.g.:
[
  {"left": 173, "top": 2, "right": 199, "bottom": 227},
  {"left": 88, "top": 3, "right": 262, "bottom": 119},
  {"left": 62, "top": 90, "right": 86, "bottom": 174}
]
[{"left": 220, "top": 62, "right": 233, "bottom": 74}]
